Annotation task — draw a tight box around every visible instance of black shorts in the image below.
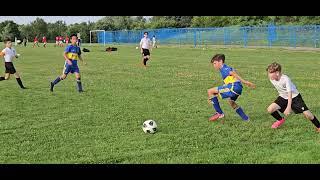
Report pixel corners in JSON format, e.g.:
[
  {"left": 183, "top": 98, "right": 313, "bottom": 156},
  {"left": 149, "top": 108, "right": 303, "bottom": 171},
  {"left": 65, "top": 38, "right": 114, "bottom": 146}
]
[
  {"left": 142, "top": 49, "right": 150, "bottom": 56},
  {"left": 274, "top": 94, "right": 309, "bottom": 114},
  {"left": 5, "top": 62, "right": 16, "bottom": 74}
]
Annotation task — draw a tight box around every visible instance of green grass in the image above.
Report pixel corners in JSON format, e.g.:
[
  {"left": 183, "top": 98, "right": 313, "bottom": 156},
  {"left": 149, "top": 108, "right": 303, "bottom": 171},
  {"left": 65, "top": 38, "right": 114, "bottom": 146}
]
[{"left": 0, "top": 43, "right": 320, "bottom": 163}]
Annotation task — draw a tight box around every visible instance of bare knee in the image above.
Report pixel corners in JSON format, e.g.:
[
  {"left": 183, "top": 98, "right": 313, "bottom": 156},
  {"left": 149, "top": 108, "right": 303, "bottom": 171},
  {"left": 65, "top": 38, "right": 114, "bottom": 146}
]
[
  {"left": 207, "top": 88, "right": 217, "bottom": 96},
  {"left": 267, "top": 106, "right": 275, "bottom": 114},
  {"left": 60, "top": 74, "right": 67, "bottom": 80},
  {"left": 4, "top": 74, "right": 10, "bottom": 80},
  {"left": 14, "top": 73, "right": 20, "bottom": 78},
  {"left": 75, "top": 73, "right": 81, "bottom": 79},
  {"left": 303, "top": 111, "right": 314, "bottom": 120},
  {"left": 228, "top": 100, "right": 238, "bottom": 109}
]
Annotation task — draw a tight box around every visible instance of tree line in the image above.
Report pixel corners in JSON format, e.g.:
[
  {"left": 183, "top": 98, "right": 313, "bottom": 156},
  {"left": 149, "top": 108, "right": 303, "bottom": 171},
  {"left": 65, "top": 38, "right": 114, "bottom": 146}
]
[{"left": 2, "top": 16, "right": 320, "bottom": 43}]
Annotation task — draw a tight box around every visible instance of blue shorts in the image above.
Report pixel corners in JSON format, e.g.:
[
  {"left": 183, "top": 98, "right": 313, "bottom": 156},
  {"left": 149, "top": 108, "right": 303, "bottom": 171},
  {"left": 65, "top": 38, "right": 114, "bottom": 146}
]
[
  {"left": 63, "top": 60, "right": 80, "bottom": 74},
  {"left": 217, "top": 82, "right": 243, "bottom": 101}
]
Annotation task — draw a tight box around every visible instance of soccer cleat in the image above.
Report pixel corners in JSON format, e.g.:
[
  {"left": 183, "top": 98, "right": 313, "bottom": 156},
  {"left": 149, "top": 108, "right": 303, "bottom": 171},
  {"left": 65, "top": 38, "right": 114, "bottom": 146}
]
[
  {"left": 209, "top": 113, "right": 225, "bottom": 122},
  {"left": 50, "top": 82, "right": 54, "bottom": 92},
  {"left": 271, "top": 118, "right": 285, "bottom": 129},
  {"left": 21, "top": 87, "right": 27, "bottom": 89}
]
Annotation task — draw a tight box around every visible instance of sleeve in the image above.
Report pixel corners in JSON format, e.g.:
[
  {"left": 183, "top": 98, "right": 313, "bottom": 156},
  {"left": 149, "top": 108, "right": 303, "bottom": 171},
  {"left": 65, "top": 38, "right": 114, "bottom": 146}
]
[
  {"left": 226, "top": 66, "right": 233, "bottom": 75},
  {"left": 285, "top": 76, "right": 292, "bottom": 93},
  {"left": 12, "top": 48, "right": 17, "bottom": 56},
  {"left": 139, "top": 39, "right": 142, "bottom": 46},
  {"left": 64, "top": 46, "right": 70, "bottom": 53}
]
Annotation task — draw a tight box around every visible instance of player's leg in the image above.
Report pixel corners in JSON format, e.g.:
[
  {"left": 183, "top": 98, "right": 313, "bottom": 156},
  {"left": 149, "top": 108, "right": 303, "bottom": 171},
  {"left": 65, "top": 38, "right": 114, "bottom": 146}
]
[
  {"left": 302, "top": 110, "right": 320, "bottom": 131},
  {"left": 142, "top": 49, "right": 150, "bottom": 67},
  {"left": 0, "top": 73, "right": 10, "bottom": 81},
  {"left": 141, "top": 49, "right": 147, "bottom": 67},
  {"left": 267, "top": 98, "right": 286, "bottom": 128},
  {"left": 74, "top": 72, "right": 83, "bottom": 92},
  {"left": 208, "top": 87, "right": 224, "bottom": 121},
  {"left": 228, "top": 98, "right": 249, "bottom": 121},
  {"left": 13, "top": 72, "right": 26, "bottom": 89},
  {"left": 5, "top": 73, "right": 10, "bottom": 80},
  {"left": 50, "top": 65, "right": 69, "bottom": 92},
  {"left": 145, "top": 55, "right": 150, "bottom": 65},
  {"left": 291, "top": 94, "right": 320, "bottom": 131}
]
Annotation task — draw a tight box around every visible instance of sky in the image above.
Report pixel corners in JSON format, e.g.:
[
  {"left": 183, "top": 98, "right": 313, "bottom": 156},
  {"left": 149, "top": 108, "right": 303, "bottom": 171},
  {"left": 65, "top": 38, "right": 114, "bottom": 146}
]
[{"left": 0, "top": 16, "right": 105, "bottom": 25}]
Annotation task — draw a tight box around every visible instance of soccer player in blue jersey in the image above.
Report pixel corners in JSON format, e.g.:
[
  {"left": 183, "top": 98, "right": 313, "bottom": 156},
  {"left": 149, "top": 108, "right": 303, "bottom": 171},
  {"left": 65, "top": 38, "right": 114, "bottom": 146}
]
[
  {"left": 207, "top": 54, "right": 256, "bottom": 122},
  {"left": 50, "top": 34, "right": 85, "bottom": 92}
]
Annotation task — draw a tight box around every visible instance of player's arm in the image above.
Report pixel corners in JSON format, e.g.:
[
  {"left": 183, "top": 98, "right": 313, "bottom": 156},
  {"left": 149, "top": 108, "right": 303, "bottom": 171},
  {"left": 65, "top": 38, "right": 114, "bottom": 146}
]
[
  {"left": 149, "top": 39, "right": 152, "bottom": 51},
  {"left": 284, "top": 91, "right": 292, "bottom": 116},
  {"left": 63, "top": 52, "right": 72, "bottom": 65},
  {"left": 140, "top": 40, "right": 143, "bottom": 54},
  {"left": 78, "top": 49, "right": 86, "bottom": 65},
  {"left": 230, "top": 71, "right": 256, "bottom": 89},
  {"left": 0, "top": 51, "right": 5, "bottom": 57},
  {"left": 78, "top": 54, "right": 86, "bottom": 65},
  {"left": 284, "top": 78, "right": 293, "bottom": 116},
  {"left": 13, "top": 49, "right": 19, "bottom": 58}
]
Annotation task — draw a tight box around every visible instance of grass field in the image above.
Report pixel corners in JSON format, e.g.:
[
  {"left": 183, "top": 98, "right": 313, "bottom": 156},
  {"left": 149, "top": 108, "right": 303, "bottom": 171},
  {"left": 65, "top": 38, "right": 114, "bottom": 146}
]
[{"left": 0, "top": 43, "right": 320, "bottom": 163}]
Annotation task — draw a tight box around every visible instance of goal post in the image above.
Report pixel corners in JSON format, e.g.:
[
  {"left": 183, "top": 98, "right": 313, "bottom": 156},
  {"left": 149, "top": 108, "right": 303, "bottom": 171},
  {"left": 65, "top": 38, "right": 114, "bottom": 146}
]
[{"left": 90, "top": 30, "right": 106, "bottom": 46}]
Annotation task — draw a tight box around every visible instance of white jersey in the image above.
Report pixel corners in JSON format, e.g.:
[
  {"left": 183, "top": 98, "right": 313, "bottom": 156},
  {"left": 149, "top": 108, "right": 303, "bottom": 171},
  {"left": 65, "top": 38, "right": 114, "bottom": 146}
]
[
  {"left": 1, "top": 47, "right": 16, "bottom": 62},
  {"left": 270, "top": 74, "right": 299, "bottom": 99},
  {"left": 152, "top": 37, "right": 156, "bottom": 43},
  {"left": 140, "top": 37, "right": 151, "bottom": 49}
]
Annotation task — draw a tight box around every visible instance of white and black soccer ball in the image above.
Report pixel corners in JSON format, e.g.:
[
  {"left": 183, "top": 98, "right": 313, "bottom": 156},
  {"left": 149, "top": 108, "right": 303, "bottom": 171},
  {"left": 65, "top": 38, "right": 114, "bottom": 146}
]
[{"left": 142, "top": 120, "right": 158, "bottom": 134}]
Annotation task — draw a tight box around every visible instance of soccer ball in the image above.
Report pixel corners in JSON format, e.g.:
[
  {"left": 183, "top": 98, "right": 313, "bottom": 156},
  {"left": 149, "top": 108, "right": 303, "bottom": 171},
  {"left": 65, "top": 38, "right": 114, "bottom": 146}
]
[
  {"left": 142, "top": 120, "right": 158, "bottom": 134},
  {"left": 135, "top": 47, "right": 139, "bottom": 49}
]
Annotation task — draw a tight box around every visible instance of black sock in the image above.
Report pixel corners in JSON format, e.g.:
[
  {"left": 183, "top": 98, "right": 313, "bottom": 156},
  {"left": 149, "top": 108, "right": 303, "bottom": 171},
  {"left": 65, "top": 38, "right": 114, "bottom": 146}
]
[
  {"left": 16, "top": 78, "right": 25, "bottom": 88},
  {"left": 76, "top": 78, "right": 83, "bottom": 92},
  {"left": 0, "top": 77, "right": 5, "bottom": 81},
  {"left": 311, "top": 116, "right": 320, "bottom": 128},
  {"left": 52, "top": 76, "right": 62, "bottom": 85},
  {"left": 143, "top": 58, "right": 147, "bottom": 66},
  {"left": 271, "top": 111, "right": 283, "bottom": 121}
]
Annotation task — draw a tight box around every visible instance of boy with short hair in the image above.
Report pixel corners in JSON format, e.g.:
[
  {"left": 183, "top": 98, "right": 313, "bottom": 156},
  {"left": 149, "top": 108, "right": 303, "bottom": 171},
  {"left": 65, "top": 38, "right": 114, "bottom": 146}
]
[
  {"left": 266, "top": 62, "right": 320, "bottom": 132},
  {"left": 0, "top": 38, "right": 26, "bottom": 89},
  {"left": 140, "top": 32, "right": 152, "bottom": 68},
  {"left": 50, "top": 34, "right": 85, "bottom": 93},
  {"left": 207, "top": 54, "right": 255, "bottom": 122}
]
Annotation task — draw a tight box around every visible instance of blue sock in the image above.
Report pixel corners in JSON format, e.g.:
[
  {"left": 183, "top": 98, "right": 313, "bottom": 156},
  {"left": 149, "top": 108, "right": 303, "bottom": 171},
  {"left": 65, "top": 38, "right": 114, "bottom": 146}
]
[
  {"left": 236, "top": 107, "right": 249, "bottom": 121},
  {"left": 211, "top": 96, "right": 223, "bottom": 114},
  {"left": 76, "top": 78, "right": 83, "bottom": 92},
  {"left": 52, "top": 77, "right": 61, "bottom": 85}
]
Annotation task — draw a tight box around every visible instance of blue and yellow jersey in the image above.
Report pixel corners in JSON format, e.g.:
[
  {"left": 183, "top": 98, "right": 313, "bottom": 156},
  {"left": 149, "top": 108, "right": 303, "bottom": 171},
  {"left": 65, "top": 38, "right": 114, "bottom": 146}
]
[
  {"left": 220, "top": 64, "right": 240, "bottom": 85},
  {"left": 65, "top": 45, "right": 81, "bottom": 60}
]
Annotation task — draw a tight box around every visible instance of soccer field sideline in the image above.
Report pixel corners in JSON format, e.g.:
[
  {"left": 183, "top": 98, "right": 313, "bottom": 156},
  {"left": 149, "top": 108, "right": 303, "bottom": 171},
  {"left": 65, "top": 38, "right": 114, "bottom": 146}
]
[{"left": 0, "top": 44, "right": 319, "bottom": 163}]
